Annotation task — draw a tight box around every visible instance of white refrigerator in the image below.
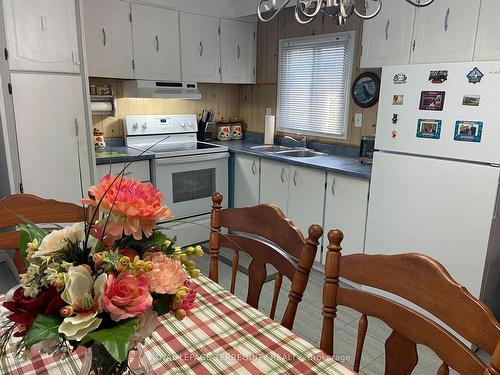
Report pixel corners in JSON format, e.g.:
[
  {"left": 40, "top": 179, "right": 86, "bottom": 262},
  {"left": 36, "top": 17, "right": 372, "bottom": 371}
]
[{"left": 365, "top": 61, "right": 500, "bottom": 319}]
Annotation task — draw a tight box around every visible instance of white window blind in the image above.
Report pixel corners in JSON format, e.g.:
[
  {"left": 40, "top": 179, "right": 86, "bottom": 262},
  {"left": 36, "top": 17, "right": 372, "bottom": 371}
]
[{"left": 277, "top": 32, "right": 354, "bottom": 139}]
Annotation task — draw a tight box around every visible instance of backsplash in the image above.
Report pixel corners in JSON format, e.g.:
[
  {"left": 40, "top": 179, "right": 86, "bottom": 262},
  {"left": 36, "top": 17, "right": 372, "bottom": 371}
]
[{"left": 91, "top": 78, "right": 241, "bottom": 139}]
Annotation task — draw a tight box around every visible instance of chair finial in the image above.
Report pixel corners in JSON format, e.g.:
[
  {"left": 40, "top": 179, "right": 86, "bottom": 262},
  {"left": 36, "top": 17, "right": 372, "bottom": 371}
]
[
  {"left": 327, "top": 229, "right": 344, "bottom": 253},
  {"left": 212, "top": 192, "right": 223, "bottom": 206},
  {"left": 308, "top": 224, "right": 324, "bottom": 243}
]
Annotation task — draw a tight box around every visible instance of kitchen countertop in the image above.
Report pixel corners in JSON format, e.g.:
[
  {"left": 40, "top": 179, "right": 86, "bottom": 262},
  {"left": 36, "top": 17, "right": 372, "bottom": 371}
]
[
  {"left": 209, "top": 140, "right": 372, "bottom": 180},
  {"left": 94, "top": 146, "right": 154, "bottom": 166}
]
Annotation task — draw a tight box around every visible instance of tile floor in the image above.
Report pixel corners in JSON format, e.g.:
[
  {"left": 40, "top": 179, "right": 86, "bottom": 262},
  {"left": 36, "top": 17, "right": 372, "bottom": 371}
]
[{"left": 196, "top": 250, "right": 489, "bottom": 374}]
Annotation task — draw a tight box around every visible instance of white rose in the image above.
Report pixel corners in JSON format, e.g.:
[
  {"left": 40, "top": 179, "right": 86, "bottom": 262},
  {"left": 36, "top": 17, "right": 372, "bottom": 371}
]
[
  {"left": 62, "top": 266, "right": 94, "bottom": 311},
  {"left": 34, "top": 223, "right": 86, "bottom": 257},
  {"left": 58, "top": 312, "right": 102, "bottom": 341}
]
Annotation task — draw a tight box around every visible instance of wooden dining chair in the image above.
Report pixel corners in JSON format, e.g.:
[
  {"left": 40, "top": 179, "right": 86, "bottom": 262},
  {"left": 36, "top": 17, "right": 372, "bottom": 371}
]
[
  {"left": 320, "top": 229, "right": 500, "bottom": 375},
  {"left": 209, "top": 193, "right": 323, "bottom": 330},
  {"left": 0, "top": 194, "right": 88, "bottom": 274}
]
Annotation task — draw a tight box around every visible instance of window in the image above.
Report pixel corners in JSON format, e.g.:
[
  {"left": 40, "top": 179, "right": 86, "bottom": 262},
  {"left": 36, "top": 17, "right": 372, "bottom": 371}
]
[{"left": 277, "top": 32, "right": 355, "bottom": 139}]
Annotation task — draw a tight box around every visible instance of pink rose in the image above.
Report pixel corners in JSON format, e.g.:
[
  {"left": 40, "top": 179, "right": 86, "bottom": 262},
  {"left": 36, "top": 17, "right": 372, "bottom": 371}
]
[
  {"left": 102, "top": 271, "right": 152, "bottom": 321},
  {"left": 143, "top": 252, "right": 187, "bottom": 295}
]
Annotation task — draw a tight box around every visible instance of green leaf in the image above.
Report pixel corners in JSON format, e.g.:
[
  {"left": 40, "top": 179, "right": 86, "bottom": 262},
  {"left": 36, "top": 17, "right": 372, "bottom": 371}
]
[
  {"left": 24, "top": 315, "right": 62, "bottom": 347},
  {"left": 152, "top": 294, "right": 171, "bottom": 315},
  {"left": 85, "top": 318, "right": 138, "bottom": 363}
]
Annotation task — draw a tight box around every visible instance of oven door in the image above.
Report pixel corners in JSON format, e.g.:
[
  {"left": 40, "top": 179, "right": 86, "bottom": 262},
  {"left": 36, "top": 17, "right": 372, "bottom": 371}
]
[{"left": 155, "top": 152, "right": 229, "bottom": 219}]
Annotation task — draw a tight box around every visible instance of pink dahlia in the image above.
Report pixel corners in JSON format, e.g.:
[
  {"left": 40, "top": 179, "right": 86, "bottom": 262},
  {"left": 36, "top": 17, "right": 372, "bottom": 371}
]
[
  {"left": 82, "top": 175, "right": 173, "bottom": 240},
  {"left": 102, "top": 271, "right": 152, "bottom": 321},
  {"left": 143, "top": 252, "right": 187, "bottom": 295}
]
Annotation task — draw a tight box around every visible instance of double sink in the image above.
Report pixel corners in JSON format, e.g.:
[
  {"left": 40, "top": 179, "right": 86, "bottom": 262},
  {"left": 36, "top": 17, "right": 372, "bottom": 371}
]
[{"left": 250, "top": 145, "right": 326, "bottom": 158}]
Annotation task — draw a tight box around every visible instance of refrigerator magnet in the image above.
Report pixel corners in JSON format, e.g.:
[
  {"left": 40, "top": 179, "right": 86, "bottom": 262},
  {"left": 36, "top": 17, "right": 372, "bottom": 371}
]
[
  {"left": 392, "top": 114, "right": 398, "bottom": 124},
  {"left": 392, "top": 95, "right": 404, "bottom": 105},
  {"left": 393, "top": 73, "right": 407, "bottom": 84},
  {"left": 416, "top": 119, "right": 442, "bottom": 139},
  {"left": 391, "top": 130, "right": 398, "bottom": 140},
  {"left": 467, "top": 67, "right": 484, "bottom": 84},
  {"left": 429, "top": 70, "right": 448, "bottom": 83},
  {"left": 462, "top": 95, "right": 480, "bottom": 107},
  {"left": 454, "top": 121, "right": 483, "bottom": 143},
  {"left": 419, "top": 91, "right": 445, "bottom": 111}
]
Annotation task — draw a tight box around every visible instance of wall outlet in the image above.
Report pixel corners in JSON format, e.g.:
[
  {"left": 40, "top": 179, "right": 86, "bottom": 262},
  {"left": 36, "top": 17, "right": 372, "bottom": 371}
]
[{"left": 354, "top": 113, "right": 363, "bottom": 128}]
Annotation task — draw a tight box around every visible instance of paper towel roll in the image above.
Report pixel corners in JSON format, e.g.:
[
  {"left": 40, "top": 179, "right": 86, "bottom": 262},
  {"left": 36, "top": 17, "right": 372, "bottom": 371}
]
[
  {"left": 91, "top": 101, "right": 113, "bottom": 112},
  {"left": 264, "top": 115, "right": 275, "bottom": 144}
]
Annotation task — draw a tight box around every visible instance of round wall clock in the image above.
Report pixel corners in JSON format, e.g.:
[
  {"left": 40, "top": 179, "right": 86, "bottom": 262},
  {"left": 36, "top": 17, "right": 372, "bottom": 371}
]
[{"left": 351, "top": 72, "right": 380, "bottom": 108}]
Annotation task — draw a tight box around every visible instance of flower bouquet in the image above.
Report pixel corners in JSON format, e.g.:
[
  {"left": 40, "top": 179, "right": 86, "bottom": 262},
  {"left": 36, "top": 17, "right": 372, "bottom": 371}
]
[{"left": 1, "top": 175, "right": 203, "bottom": 374}]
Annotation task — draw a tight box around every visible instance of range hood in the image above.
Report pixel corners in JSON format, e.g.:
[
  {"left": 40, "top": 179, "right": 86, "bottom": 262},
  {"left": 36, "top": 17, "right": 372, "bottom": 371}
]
[{"left": 122, "top": 80, "right": 201, "bottom": 100}]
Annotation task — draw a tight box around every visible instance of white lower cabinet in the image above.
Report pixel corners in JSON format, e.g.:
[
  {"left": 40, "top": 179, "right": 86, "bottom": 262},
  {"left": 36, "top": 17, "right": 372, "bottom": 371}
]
[
  {"left": 287, "top": 166, "right": 326, "bottom": 262},
  {"left": 259, "top": 159, "right": 290, "bottom": 214},
  {"left": 234, "top": 154, "right": 260, "bottom": 208},
  {"left": 95, "top": 160, "right": 150, "bottom": 184},
  {"left": 323, "top": 173, "right": 369, "bottom": 262}
]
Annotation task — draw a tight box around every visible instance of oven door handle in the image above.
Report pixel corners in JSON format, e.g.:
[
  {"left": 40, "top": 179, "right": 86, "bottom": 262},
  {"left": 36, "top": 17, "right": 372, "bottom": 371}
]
[{"left": 155, "top": 152, "right": 229, "bottom": 165}]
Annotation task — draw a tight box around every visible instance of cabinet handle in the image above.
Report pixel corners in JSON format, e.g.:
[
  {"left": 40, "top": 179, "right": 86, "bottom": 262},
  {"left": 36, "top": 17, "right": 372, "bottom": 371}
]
[
  {"left": 293, "top": 170, "right": 297, "bottom": 186},
  {"left": 72, "top": 51, "right": 80, "bottom": 65},
  {"left": 155, "top": 35, "right": 159, "bottom": 52},
  {"left": 237, "top": 45, "right": 240, "bottom": 59},
  {"left": 102, "top": 28, "right": 106, "bottom": 46},
  {"left": 280, "top": 168, "right": 287, "bottom": 183},
  {"left": 74, "top": 118, "right": 79, "bottom": 138},
  {"left": 251, "top": 161, "right": 257, "bottom": 175},
  {"left": 40, "top": 16, "right": 46, "bottom": 31},
  {"left": 199, "top": 41, "right": 203, "bottom": 57},
  {"left": 444, "top": 8, "right": 450, "bottom": 32},
  {"left": 331, "top": 178, "right": 336, "bottom": 196},
  {"left": 385, "top": 20, "right": 390, "bottom": 41}
]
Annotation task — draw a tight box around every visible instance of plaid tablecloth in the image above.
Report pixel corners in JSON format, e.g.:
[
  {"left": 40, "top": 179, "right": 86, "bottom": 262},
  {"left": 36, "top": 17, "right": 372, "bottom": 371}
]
[{"left": 0, "top": 276, "right": 353, "bottom": 374}]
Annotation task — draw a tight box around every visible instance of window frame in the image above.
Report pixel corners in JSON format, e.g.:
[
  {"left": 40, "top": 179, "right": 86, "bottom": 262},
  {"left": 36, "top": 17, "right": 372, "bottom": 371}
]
[{"left": 276, "top": 31, "right": 356, "bottom": 140}]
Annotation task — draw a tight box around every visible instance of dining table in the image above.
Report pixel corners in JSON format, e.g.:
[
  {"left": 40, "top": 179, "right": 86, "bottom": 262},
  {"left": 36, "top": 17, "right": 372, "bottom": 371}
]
[{"left": 0, "top": 275, "right": 354, "bottom": 374}]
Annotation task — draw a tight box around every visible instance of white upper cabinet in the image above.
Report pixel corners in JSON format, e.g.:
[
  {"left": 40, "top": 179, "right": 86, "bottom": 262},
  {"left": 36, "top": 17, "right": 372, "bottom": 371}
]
[
  {"left": 2, "top": 0, "right": 79, "bottom": 73},
  {"left": 220, "top": 19, "right": 256, "bottom": 84},
  {"left": 411, "top": 0, "right": 480, "bottom": 64},
  {"left": 180, "top": 13, "right": 221, "bottom": 83},
  {"left": 474, "top": 0, "right": 500, "bottom": 61},
  {"left": 360, "top": 0, "right": 415, "bottom": 68},
  {"left": 83, "top": 0, "right": 133, "bottom": 79},
  {"left": 131, "top": 4, "right": 181, "bottom": 81}
]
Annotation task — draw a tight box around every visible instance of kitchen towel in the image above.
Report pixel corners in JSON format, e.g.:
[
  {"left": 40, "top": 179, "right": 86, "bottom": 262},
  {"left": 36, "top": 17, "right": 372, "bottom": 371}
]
[
  {"left": 91, "top": 101, "right": 113, "bottom": 112},
  {"left": 264, "top": 114, "right": 275, "bottom": 144}
]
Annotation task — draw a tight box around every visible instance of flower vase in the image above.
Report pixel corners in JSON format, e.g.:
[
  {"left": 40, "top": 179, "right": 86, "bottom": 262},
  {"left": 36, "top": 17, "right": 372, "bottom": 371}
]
[{"left": 79, "top": 343, "right": 153, "bottom": 375}]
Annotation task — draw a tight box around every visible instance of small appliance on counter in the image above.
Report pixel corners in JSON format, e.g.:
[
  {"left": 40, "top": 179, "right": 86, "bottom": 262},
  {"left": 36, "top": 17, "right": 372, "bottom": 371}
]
[
  {"left": 197, "top": 109, "right": 215, "bottom": 141},
  {"left": 359, "top": 135, "right": 375, "bottom": 164}
]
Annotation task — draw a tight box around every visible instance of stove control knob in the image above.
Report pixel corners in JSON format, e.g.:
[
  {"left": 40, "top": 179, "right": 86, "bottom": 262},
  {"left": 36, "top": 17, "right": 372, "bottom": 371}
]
[
  {"left": 142, "top": 122, "right": 147, "bottom": 129},
  {"left": 187, "top": 121, "right": 193, "bottom": 128},
  {"left": 180, "top": 122, "right": 186, "bottom": 128},
  {"left": 132, "top": 123, "right": 139, "bottom": 130}
]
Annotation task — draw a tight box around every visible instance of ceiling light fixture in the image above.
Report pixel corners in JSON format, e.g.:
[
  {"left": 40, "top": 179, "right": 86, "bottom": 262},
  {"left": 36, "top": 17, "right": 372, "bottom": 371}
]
[{"left": 257, "top": 0, "right": 435, "bottom": 26}]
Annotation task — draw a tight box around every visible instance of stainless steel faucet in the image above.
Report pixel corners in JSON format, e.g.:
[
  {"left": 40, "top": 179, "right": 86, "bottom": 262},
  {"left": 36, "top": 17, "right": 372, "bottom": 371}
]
[{"left": 284, "top": 133, "right": 307, "bottom": 149}]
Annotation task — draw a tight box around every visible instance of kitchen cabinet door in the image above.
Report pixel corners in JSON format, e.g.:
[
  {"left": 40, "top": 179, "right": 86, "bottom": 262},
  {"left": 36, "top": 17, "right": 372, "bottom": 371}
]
[
  {"left": 323, "top": 173, "right": 369, "bottom": 262},
  {"left": 411, "top": 0, "right": 480, "bottom": 64},
  {"left": 131, "top": 4, "right": 181, "bottom": 81},
  {"left": 83, "top": 0, "right": 133, "bottom": 79},
  {"left": 11, "top": 73, "right": 91, "bottom": 204},
  {"left": 2, "top": 0, "right": 79, "bottom": 73},
  {"left": 474, "top": 0, "right": 500, "bottom": 61},
  {"left": 180, "top": 13, "right": 221, "bottom": 83},
  {"left": 220, "top": 19, "right": 256, "bottom": 84},
  {"left": 360, "top": 0, "right": 415, "bottom": 68},
  {"left": 260, "top": 159, "right": 289, "bottom": 214},
  {"left": 96, "top": 160, "right": 150, "bottom": 184},
  {"left": 234, "top": 154, "right": 260, "bottom": 208},
  {"left": 287, "top": 166, "right": 326, "bottom": 262}
]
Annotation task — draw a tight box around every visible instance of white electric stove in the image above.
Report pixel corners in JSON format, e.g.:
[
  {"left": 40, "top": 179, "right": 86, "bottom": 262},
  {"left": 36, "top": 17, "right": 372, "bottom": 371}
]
[{"left": 124, "top": 115, "right": 229, "bottom": 246}]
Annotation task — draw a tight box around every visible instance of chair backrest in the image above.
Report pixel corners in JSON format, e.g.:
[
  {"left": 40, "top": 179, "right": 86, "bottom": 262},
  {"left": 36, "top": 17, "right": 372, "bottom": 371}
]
[
  {"left": 209, "top": 193, "right": 323, "bottom": 330},
  {"left": 0, "top": 194, "right": 87, "bottom": 273},
  {"left": 320, "top": 229, "right": 500, "bottom": 375}
]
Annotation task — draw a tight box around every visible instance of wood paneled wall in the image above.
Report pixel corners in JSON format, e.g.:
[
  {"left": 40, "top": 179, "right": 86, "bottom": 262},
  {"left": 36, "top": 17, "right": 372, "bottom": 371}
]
[
  {"left": 91, "top": 78, "right": 241, "bottom": 138},
  {"left": 241, "top": 8, "right": 379, "bottom": 147}
]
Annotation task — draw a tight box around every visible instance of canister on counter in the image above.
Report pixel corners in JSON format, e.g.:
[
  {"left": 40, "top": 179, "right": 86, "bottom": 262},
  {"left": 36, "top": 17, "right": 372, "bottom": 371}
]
[{"left": 216, "top": 121, "right": 231, "bottom": 141}]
